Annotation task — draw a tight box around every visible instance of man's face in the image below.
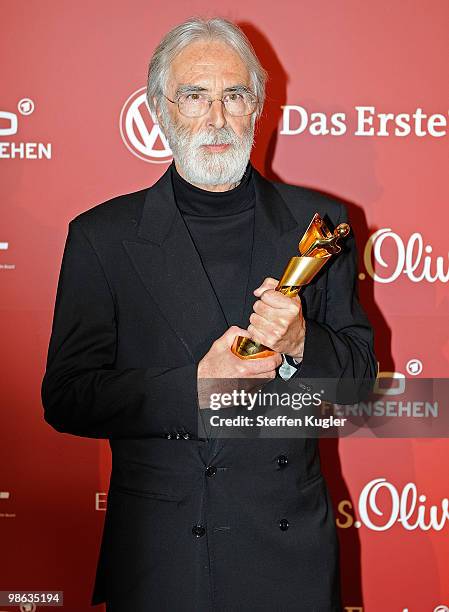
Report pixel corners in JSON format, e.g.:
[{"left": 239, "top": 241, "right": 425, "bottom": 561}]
[{"left": 155, "top": 39, "right": 257, "bottom": 187}]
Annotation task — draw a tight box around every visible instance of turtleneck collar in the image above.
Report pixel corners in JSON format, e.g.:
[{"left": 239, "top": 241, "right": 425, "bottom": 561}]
[{"left": 170, "top": 159, "right": 255, "bottom": 217}]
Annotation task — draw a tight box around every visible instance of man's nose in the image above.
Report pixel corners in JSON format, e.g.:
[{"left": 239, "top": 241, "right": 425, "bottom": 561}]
[{"left": 206, "top": 99, "right": 227, "bottom": 130}]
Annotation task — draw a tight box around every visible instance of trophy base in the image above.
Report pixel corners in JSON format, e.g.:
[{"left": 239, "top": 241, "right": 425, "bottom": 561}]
[{"left": 231, "top": 335, "right": 276, "bottom": 359}]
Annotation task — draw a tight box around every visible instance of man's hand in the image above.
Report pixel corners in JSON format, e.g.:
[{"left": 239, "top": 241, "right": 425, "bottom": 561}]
[
  {"left": 198, "top": 325, "right": 282, "bottom": 379},
  {"left": 248, "top": 277, "right": 306, "bottom": 361},
  {"left": 197, "top": 326, "right": 283, "bottom": 409}
]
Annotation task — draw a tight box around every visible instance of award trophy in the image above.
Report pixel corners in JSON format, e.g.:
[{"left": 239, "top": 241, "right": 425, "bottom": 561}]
[{"left": 231, "top": 213, "right": 350, "bottom": 359}]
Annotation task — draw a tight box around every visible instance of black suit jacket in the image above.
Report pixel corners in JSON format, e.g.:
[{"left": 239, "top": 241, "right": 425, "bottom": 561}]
[{"left": 41, "top": 162, "right": 376, "bottom": 611}]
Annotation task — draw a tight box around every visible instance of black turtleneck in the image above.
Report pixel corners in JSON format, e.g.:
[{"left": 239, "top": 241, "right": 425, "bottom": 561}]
[{"left": 170, "top": 160, "right": 256, "bottom": 327}]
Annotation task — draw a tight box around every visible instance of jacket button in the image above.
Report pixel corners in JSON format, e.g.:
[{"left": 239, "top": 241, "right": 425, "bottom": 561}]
[
  {"left": 279, "top": 518, "right": 289, "bottom": 531},
  {"left": 205, "top": 466, "right": 217, "bottom": 477},
  {"left": 277, "top": 455, "right": 288, "bottom": 468},
  {"left": 182, "top": 432, "right": 191, "bottom": 440},
  {"left": 165, "top": 433, "right": 172, "bottom": 439},
  {"left": 192, "top": 525, "right": 206, "bottom": 537}
]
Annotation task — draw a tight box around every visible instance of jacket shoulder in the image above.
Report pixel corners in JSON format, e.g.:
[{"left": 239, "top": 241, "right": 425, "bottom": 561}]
[
  {"left": 68, "top": 186, "right": 148, "bottom": 240},
  {"left": 270, "top": 178, "right": 346, "bottom": 224}
]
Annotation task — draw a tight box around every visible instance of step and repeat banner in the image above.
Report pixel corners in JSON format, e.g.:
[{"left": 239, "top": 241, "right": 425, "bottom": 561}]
[{"left": 1, "top": 1, "right": 448, "bottom": 611}]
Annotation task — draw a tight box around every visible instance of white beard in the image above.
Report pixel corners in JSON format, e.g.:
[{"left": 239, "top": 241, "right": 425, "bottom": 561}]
[{"left": 159, "top": 102, "right": 256, "bottom": 186}]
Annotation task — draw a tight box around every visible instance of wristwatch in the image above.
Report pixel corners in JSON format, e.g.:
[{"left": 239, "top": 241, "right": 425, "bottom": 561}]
[{"left": 283, "top": 354, "right": 302, "bottom": 368}]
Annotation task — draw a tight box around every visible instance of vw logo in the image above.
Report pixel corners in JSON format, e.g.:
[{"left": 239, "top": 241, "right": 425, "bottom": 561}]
[{"left": 119, "top": 87, "right": 172, "bottom": 163}]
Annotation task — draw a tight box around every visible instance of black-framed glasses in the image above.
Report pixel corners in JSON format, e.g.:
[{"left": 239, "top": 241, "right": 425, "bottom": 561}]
[{"left": 163, "top": 91, "right": 258, "bottom": 118}]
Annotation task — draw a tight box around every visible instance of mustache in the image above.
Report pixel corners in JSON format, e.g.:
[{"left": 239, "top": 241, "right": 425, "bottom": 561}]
[
  {"left": 171, "top": 124, "right": 245, "bottom": 147},
  {"left": 196, "top": 131, "right": 236, "bottom": 145}
]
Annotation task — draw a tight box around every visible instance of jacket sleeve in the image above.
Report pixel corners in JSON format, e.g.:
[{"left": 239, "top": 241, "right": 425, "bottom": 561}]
[
  {"left": 286, "top": 203, "right": 378, "bottom": 399},
  {"left": 41, "top": 219, "right": 200, "bottom": 440}
]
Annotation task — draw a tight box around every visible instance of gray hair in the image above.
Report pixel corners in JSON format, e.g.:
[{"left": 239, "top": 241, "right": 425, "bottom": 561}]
[{"left": 146, "top": 16, "right": 268, "bottom": 120}]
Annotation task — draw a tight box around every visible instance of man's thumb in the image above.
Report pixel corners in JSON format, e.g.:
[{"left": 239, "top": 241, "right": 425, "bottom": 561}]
[{"left": 220, "top": 325, "right": 252, "bottom": 349}]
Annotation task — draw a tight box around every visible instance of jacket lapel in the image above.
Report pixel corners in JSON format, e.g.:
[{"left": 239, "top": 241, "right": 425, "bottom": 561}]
[
  {"left": 235, "top": 166, "right": 303, "bottom": 330},
  {"left": 123, "top": 163, "right": 229, "bottom": 363}
]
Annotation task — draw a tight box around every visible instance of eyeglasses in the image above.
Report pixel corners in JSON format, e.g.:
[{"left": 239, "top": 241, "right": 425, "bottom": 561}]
[{"left": 163, "top": 91, "right": 258, "bottom": 118}]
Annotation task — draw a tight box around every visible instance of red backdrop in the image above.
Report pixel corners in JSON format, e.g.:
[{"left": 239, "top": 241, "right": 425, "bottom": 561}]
[{"left": 1, "top": 1, "right": 448, "bottom": 610}]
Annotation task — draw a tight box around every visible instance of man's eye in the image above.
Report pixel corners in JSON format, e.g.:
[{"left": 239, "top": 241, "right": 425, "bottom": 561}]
[
  {"left": 186, "top": 93, "right": 202, "bottom": 101},
  {"left": 226, "top": 93, "right": 243, "bottom": 101}
]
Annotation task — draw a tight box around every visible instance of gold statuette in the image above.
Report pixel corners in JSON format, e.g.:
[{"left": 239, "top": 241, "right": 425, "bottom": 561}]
[{"left": 231, "top": 213, "right": 350, "bottom": 359}]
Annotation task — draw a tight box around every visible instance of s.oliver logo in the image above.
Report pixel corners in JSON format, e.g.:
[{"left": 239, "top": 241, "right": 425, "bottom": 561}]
[
  {"left": 363, "top": 229, "right": 449, "bottom": 283},
  {"left": 119, "top": 87, "right": 172, "bottom": 163},
  {"left": 337, "top": 478, "right": 449, "bottom": 532}
]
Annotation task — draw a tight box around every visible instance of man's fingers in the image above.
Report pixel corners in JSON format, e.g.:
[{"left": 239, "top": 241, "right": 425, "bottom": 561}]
[
  {"left": 219, "top": 325, "right": 253, "bottom": 349},
  {"left": 259, "top": 289, "right": 300, "bottom": 310},
  {"left": 244, "top": 353, "right": 283, "bottom": 374},
  {"left": 250, "top": 370, "right": 277, "bottom": 379},
  {"left": 253, "top": 277, "right": 279, "bottom": 296}
]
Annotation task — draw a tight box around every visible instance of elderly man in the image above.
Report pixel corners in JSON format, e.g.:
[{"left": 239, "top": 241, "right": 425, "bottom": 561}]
[{"left": 41, "top": 16, "right": 376, "bottom": 612}]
